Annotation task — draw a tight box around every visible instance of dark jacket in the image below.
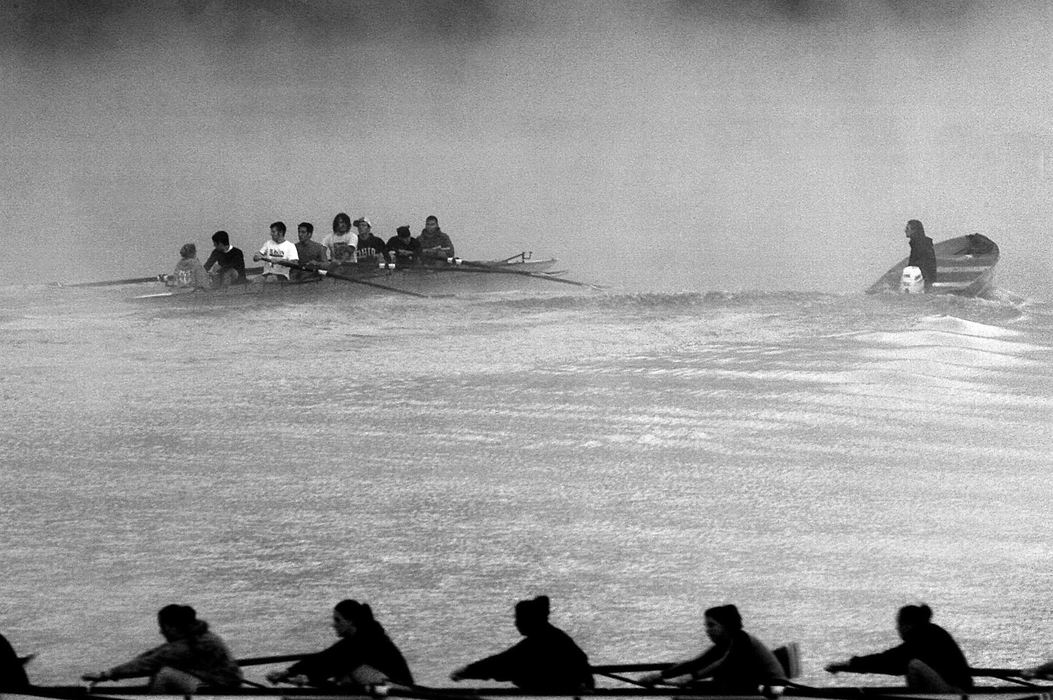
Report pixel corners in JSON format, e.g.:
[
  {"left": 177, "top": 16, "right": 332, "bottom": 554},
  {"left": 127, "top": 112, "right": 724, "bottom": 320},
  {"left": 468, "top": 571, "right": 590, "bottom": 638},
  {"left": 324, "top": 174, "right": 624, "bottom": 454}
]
[
  {"left": 845, "top": 623, "right": 972, "bottom": 690},
  {"left": 203, "top": 246, "right": 247, "bottom": 281},
  {"left": 418, "top": 229, "right": 455, "bottom": 260},
  {"left": 386, "top": 235, "right": 421, "bottom": 264},
  {"left": 286, "top": 626, "right": 413, "bottom": 688},
  {"left": 456, "top": 623, "right": 593, "bottom": 692},
  {"left": 908, "top": 234, "right": 937, "bottom": 289},
  {"left": 354, "top": 235, "right": 388, "bottom": 263},
  {"left": 0, "top": 634, "right": 28, "bottom": 689},
  {"left": 663, "top": 630, "right": 784, "bottom": 692}
]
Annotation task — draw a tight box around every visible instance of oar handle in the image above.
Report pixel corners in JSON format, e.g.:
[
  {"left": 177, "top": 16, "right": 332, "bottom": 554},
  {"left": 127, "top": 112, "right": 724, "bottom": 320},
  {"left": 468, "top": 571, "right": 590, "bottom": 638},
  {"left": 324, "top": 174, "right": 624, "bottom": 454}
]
[{"left": 237, "top": 653, "right": 309, "bottom": 666}]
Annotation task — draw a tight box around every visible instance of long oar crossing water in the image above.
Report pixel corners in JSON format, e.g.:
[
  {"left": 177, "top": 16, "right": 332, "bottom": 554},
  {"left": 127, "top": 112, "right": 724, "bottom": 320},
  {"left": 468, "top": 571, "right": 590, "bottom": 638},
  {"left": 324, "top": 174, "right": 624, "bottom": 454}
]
[
  {"left": 59, "top": 268, "right": 265, "bottom": 288},
  {"left": 441, "top": 260, "right": 605, "bottom": 290},
  {"left": 261, "top": 258, "right": 442, "bottom": 299}
]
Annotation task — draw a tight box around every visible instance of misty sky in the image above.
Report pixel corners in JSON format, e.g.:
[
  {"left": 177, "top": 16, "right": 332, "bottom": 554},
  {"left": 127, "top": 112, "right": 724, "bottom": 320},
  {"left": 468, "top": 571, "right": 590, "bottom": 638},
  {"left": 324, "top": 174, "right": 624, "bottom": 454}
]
[{"left": 3, "top": 0, "right": 1051, "bottom": 295}]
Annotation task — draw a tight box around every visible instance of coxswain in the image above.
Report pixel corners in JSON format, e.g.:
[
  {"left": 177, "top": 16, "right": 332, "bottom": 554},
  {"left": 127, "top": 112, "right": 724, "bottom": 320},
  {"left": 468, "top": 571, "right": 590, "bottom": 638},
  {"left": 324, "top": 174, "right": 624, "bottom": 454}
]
[{"left": 904, "top": 219, "right": 937, "bottom": 292}]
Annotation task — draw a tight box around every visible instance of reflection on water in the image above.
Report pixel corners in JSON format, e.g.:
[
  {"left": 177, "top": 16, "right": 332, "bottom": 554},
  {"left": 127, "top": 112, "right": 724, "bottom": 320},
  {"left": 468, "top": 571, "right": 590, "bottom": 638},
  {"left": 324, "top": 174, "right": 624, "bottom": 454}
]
[{"left": 1, "top": 286, "right": 1051, "bottom": 685}]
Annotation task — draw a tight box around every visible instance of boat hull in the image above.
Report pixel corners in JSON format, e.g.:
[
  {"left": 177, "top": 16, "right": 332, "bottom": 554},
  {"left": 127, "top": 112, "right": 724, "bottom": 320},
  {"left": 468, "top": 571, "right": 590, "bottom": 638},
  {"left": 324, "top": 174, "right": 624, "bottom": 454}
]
[
  {"left": 864, "top": 234, "right": 999, "bottom": 297},
  {"left": 131, "top": 258, "right": 564, "bottom": 301}
]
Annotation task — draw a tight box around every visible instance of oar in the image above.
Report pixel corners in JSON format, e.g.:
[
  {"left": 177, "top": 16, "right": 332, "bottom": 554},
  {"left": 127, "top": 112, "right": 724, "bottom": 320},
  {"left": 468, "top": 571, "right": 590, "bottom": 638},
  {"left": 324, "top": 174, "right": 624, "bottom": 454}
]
[
  {"left": 262, "top": 258, "right": 438, "bottom": 299},
  {"left": 429, "top": 261, "right": 605, "bottom": 290},
  {"left": 237, "top": 652, "right": 309, "bottom": 667},
  {"left": 60, "top": 268, "right": 264, "bottom": 288}
]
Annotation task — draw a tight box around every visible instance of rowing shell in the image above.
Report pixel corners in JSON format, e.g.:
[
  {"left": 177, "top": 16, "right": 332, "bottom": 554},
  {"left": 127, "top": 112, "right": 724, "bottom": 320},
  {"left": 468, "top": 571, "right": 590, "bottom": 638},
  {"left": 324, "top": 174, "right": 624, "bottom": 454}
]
[
  {"left": 864, "top": 234, "right": 999, "bottom": 297},
  {"left": 9, "top": 685, "right": 1053, "bottom": 700},
  {"left": 129, "top": 257, "right": 566, "bottom": 301}
]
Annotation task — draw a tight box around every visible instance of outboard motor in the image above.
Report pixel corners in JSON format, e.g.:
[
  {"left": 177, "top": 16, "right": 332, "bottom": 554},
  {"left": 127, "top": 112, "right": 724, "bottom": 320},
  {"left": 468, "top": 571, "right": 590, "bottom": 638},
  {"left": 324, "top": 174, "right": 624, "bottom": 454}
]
[{"left": 900, "top": 266, "right": 925, "bottom": 294}]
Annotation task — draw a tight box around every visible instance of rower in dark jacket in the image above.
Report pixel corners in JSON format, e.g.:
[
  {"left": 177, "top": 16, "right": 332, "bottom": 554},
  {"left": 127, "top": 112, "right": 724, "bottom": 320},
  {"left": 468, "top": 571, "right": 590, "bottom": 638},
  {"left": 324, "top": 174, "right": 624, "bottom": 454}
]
[
  {"left": 266, "top": 600, "right": 413, "bottom": 689},
  {"left": 450, "top": 596, "right": 593, "bottom": 692},
  {"left": 640, "top": 604, "right": 785, "bottom": 692},
  {"left": 826, "top": 604, "right": 972, "bottom": 692},
  {"left": 905, "top": 219, "right": 937, "bottom": 291}
]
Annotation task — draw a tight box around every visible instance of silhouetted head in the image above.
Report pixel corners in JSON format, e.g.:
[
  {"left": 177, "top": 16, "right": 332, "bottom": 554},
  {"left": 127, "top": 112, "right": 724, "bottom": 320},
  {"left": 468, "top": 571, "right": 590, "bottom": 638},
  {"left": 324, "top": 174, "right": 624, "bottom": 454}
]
[
  {"left": 896, "top": 604, "right": 933, "bottom": 640},
  {"left": 179, "top": 243, "right": 196, "bottom": 259},
  {"left": 157, "top": 604, "right": 199, "bottom": 640},
  {"left": 331, "top": 600, "right": 377, "bottom": 639},
  {"left": 396, "top": 225, "right": 411, "bottom": 238},
  {"left": 514, "top": 595, "right": 551, "bottom": 635},
  {"left": 905, "top": 219, "right": 925, "bottom": 239},
  {"left": 704, "top": 604, "right": 742, "bottom": 644},
  {"left": 211, "top": 230, "right": 230, "bottom": 247}
]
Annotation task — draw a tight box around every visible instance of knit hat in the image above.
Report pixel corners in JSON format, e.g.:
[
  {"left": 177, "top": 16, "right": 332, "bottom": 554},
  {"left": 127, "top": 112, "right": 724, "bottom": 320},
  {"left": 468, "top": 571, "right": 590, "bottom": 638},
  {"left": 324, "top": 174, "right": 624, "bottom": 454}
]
[{"left": 396, "top": 225, "right": 411, "bottom": 237}]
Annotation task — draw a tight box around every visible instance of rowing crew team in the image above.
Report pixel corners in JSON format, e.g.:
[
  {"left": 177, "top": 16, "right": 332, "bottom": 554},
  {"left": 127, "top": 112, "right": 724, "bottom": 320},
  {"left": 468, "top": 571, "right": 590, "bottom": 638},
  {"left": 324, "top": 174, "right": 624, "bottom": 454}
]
[
  {"left": 2, "top": 599, "right": 1053, "bottom": 695},
  {"left": 164, "top": 214, "right": 456, "bottom": 290}
]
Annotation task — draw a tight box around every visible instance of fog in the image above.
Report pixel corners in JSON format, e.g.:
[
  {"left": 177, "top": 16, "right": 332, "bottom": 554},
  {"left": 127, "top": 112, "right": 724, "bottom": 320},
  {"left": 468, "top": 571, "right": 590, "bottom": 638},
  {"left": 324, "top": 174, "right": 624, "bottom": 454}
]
[{"left": 4, "top": 0, "right": 1051, "bottom": 295}]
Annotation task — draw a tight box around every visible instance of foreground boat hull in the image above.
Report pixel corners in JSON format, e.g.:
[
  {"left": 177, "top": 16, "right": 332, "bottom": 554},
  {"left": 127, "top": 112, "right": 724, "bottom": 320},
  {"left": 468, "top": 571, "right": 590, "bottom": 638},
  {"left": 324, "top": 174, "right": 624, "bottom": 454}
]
[
  {"left": 10, "top": 685, "right": 1053, "bottom": 700},
  {"left": 864, "top": 234, "right": 999, "bottom": 297}
]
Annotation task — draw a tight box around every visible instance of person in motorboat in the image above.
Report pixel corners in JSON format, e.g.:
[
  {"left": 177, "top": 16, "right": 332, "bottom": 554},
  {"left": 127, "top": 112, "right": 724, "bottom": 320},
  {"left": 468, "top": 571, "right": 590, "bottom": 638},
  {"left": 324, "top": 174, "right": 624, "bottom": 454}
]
[
  {"left": 0, "top": 630, "right": 30, "bottom": 689},
  {"left": 323, "top": 213, "right": 357, "bottom": 268},
  {"left": 449, "top": 595, "right": 593, "bottom": 692},
  {"left": 203, "top": 230, "right": 247, "bottom": 285},
  {"left": 418, "top": 215, "right": 455, "bottom": 262},
  {"left": 163, "top": 243, "right": 211, "bottom": 290},
  {"left": 253, "top": 221, "right": 299, "bottom": 281},
  {"left": 639, "top": 604, "right": 784, "bottom": 692},
  {"left": 292, "top": 221, "right": 329, "bottom": 282},
  {"left": 265, "top": 599, "right": 414, "bottom": 689},
  {"left": 386, "top": 225, "right": 421, "bottom": 266},
  {"left": 905, "top": 219, "right": 937, "bottom": 292},
  {"left": 825, "top": 603, "right": 972, "bottom": 692},
  {"left": 352, "top": 218, "right": 390, "bottom": 267},
  {"left": 81, "top": 604, "right": 242, "bottom": 692}
]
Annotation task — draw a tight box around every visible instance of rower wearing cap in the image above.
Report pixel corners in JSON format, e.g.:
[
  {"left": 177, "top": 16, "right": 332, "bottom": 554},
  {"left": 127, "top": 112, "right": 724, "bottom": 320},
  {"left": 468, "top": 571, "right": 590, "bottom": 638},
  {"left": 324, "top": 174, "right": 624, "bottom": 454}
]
[
  {"left": 450, "top": 596, "right": 593, "bottom": 692},
  {"left": 386, "top": 226, "right": 421, "bottom": 266},
  {"left": 418, "top": 215, "right": 454, "bottom": 262},
  {"left": 352, "top": 217, "right": 390, "bottom": 266}
]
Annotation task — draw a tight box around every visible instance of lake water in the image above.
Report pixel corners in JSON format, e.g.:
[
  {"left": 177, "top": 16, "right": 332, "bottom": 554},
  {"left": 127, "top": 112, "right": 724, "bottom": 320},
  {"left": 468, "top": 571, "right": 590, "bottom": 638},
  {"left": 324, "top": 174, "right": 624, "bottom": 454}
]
[{"left": 1, "top": 278, "right": 1051, "bottom": 688}]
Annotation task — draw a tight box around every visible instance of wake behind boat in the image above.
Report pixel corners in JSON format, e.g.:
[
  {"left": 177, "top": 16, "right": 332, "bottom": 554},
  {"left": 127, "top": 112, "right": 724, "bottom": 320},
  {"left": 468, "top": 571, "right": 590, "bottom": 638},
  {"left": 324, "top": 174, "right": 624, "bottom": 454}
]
[{"left": 865, "top": 234, "right": 999, "bottom": 297}]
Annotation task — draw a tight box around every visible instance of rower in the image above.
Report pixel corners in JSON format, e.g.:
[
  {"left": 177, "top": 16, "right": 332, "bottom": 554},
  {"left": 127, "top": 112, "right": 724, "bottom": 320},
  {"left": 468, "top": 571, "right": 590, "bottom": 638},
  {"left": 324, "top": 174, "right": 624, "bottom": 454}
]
[
  {"left": 639, "top": 604, "right": 785, "bottom": 692},
  {"left": 292, "top": 222, "right": 329, "bottom": 282},
  {"left": 825, "top": 603, "right": 972, "bottom": 692},
  {"left": 81, "top": 604, "right": 242, "bottom": 692},
  {"left": 265, "top": 600, "right": 413, "bottom": 689},
  {"left": 253, "top": 221, "right": 299, "bottom": 280},
  {"left": 418, "top": 215, "right": 455, "bottom": 262},
  {"left": 322, "top": 213, "right": 357, "bottom": 268},
  {"left": 203, "top": 230, "right": 247, "bottom": 285},
  {"left": 386, "top": 225, "right": 420, "bottom": 266},
  {"left": 352, "top": 217, "right": 390, "bottom": 267},
  {"left": 449, "top": 595, "right": 593, "bottom": 692}
]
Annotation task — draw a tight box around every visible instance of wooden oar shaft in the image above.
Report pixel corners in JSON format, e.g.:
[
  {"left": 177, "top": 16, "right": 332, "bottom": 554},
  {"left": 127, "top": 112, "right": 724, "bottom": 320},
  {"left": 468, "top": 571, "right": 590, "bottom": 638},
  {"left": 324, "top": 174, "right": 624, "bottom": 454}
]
[
  {"left": 434, "top": 262, "right": 601, "bottom": 289},
  {"left": 237, "top": 653, "right": 309, "bottom": 667},
  {"left": 263, "top": 258, "right": 433, "bottom": 299},
  {"left": 63, "top": 267, "right": 264, "bottom": 288}
]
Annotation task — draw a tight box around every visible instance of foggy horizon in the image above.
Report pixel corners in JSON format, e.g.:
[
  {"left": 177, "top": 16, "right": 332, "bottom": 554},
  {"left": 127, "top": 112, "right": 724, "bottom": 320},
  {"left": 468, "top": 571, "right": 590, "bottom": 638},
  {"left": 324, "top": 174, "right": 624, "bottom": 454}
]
[{"left": 4, "top": 0, "right": 1051, "bottom": 296}]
